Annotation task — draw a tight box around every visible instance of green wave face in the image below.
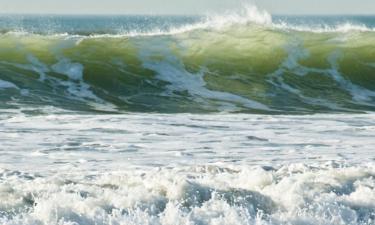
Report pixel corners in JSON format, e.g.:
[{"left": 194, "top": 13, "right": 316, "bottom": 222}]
[{"left": 0, "top": 24, "right": 374, "bottom": 114}]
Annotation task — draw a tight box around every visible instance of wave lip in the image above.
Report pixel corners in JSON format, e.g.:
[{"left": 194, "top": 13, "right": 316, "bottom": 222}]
[
  {"left": 1, "top": 5, "right": 374, "bottom": 38},
  {"left": 273, "top": 21, "right": 375, "bottom": 33}
]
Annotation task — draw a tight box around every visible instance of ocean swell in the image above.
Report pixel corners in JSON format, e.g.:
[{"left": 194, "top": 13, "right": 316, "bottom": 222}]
[{"left": 0, "top": 7, "right": 374, "bottom": 114}]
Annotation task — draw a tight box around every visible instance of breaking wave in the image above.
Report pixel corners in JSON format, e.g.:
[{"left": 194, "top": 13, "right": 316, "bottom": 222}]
[{"left": 0, "top": 6, "right": 374, "bottom": 113}]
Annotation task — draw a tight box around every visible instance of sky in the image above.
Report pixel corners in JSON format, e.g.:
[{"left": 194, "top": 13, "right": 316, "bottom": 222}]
[{"left": 0, "top": 0, "right": 374, "bottom": 15}]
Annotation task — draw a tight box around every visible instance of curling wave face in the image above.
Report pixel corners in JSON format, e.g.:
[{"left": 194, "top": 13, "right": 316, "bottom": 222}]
[{"left": 0, "top": 9, "right": 374, "bottom": 113}]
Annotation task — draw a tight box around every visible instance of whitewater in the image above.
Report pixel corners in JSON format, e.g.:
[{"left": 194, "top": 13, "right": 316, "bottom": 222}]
[{"left": 0, "top": 5, "right": 375, "bottom": 225}]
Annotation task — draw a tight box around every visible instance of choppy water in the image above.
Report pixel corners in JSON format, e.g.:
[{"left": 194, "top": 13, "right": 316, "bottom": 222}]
[{"left": 1, "top": 5, "right": 375, "bottom": 225}]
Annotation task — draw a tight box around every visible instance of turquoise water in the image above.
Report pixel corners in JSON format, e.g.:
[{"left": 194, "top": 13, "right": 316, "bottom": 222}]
[{"left": 0, "top": 13, "right": 374, "bottom": 113}]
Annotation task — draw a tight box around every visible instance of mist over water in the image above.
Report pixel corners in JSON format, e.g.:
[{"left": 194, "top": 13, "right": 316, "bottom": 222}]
[{"left": 0, "top": 5, "right": 375, "bottom": 225}]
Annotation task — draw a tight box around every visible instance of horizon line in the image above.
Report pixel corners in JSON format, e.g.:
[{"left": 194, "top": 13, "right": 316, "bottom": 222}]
[{"left": 0, "top": 12, "right": 375, "bottom": 17}]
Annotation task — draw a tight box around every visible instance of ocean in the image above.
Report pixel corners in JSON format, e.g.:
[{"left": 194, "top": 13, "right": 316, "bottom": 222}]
[{"left": 0, "top": 6, "right": 375, "bottom": 225}]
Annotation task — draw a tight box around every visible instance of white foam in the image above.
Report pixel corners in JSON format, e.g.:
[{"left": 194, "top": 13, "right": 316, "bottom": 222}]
[
  {"left": 1, "top": 110, "right": 375, "bottom": 224},
  {"left": 0, "top": 163, "right": 375, "bottom": 225},
  {"left": 1, "top": 112, "right": 375, "bottom": 172}
]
